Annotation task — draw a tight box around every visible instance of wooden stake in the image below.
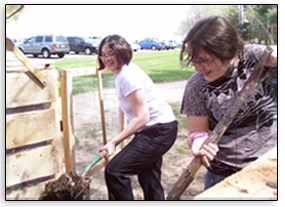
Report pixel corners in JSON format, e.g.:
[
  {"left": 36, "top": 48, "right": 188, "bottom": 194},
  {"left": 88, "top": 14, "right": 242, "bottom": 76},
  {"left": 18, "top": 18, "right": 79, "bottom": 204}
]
[
  {"left": 61, "top": 69, "right": 76, "bottom": 174},
  {"left": 96, "top": 68, "right": 107, "bottom": 145}
]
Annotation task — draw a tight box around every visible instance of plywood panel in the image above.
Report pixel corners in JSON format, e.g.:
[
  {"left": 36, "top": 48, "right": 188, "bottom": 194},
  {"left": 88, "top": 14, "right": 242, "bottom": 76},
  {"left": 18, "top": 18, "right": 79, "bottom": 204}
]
[
  {"left": 6, "top": 109, "right": 59, "bottom": 149},
  {"left": 6, "top": 69, "right": 58, "bottom": 108},
  {"left": 6, "top": 181, "right": 48, "bottom": 200},
  {"left": 6, "top": 143, "right": 61, "bottom": 187}
]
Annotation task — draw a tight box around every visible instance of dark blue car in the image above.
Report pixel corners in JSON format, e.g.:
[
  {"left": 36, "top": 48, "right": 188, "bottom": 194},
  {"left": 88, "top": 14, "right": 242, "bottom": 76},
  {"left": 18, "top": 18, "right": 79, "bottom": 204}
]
[{"left": 137, "top": 38, "right": 164, "bottom": 50}]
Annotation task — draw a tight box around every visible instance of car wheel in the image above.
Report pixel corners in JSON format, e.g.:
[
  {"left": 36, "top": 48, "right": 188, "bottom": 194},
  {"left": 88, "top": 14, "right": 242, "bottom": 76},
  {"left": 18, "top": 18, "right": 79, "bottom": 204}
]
[
  {"left": 84, "top": 47, "right": 91, "bottom": 55},
  {"left": 151, "top": 45, "right": 157, "bottom": 50},
  {"left": 42, "top": 49, "right": 50, "bottom": 58},
  {"left": 58, "top": 53, "right": 65, "bottom": 58}
]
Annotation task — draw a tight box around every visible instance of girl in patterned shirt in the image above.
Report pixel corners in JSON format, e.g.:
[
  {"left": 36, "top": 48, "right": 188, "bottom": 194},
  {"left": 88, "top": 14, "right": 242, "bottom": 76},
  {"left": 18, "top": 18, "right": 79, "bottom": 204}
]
[{"left": 180, "top": 16, "right": 277, "bottom": 189}]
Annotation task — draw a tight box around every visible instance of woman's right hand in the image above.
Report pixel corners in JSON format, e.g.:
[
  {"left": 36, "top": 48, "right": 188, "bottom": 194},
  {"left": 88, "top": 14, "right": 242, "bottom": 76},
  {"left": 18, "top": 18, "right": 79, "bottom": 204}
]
[{"left": 99, "top": 141, "right": 116, "bottom": 158}]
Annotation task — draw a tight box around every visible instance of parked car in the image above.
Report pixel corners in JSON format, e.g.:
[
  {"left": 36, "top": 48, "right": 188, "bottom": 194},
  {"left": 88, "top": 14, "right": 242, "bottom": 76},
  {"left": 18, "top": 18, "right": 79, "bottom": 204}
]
[
  {"left": 67, "top": 36, "right": 97, "bottom": 55},
  {"left": 169, "top": 40, "right": 178, "bottom": 49},
  {"left": 89, "top": 36, "right": 102, "bottom": 50},
  {"left": 17, "top": 35, "right": 70, "bottom": 58},
  {"left": 137, "top": 38, "right": 164, "bottom": 50},
  {"left": 162, "top": 40, "right": 179, "bottom": 50},
  {"left": 129, "top": 41, "right": 141, "bottom": 52}
]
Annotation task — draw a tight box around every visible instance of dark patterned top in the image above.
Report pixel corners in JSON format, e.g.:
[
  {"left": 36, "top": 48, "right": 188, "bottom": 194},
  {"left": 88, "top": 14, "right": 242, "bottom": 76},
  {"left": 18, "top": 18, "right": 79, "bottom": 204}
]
[{"left": 181, "top": 44, "right": 277, "bottom": 176}]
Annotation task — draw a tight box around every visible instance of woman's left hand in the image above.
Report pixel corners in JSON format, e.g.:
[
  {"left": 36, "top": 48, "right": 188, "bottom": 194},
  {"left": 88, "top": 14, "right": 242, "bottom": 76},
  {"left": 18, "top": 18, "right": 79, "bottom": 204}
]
[{"left": 187, "top": 132, "right": 219, "bottom": 168}]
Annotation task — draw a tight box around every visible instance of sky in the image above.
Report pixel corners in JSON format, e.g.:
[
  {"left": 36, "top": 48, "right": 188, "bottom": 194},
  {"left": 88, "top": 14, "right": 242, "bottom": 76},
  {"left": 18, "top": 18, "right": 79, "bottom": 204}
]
[{"left": 6, "top": 5, "right": 190, "bottom": 41}]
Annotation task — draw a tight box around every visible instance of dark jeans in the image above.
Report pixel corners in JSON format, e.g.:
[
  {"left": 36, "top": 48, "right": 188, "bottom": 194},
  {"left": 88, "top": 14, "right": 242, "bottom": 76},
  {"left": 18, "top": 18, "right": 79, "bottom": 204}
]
[
  {"left": 105, "top": 120, "right": 178, "bottom": 200},
  {"left": 204, "top": 171, "right": 227, "bottom": 190}
]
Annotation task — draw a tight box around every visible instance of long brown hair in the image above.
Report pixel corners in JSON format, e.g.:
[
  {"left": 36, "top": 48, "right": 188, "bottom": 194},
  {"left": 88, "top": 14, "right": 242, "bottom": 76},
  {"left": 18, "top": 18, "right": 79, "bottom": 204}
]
[
  {"left": 180, "top": 16, "right": 244, "bottom": 67},
  {"left": 98, "top": 34, "right": 133, "bottom": 70}
]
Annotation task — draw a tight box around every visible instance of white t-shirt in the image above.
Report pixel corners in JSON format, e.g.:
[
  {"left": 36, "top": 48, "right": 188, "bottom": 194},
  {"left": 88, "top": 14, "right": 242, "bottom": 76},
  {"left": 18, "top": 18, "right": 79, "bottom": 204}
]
[{"left": 115, "top": 63, "right": 176, "bottom": 130}]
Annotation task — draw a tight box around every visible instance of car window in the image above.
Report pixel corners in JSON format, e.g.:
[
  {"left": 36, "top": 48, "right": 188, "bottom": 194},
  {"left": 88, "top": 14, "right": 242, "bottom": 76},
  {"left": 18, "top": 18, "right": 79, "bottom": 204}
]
[
  {"left": 75, "top": 38, "right": 83, "bottom": 44},
  {"left": 45, "top": 36, "right": 53, "bottom": 42},
  {"left": 56, "top": 36, "right": 67, "bottom": 42},
  {"left": 35, "top": 36, "right": 43, "bottom": 43},
  {"left": 26, "top": 37, "right": 34, "bottom": 44},
  {"left": 68, "top": 37, "right": 74, "bottom": 43}
]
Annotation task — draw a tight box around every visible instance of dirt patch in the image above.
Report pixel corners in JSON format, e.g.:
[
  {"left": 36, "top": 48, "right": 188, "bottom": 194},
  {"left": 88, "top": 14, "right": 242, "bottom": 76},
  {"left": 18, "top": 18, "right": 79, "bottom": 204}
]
[{"left": 71, "top": 80, "right": 206, "bottom": 200}]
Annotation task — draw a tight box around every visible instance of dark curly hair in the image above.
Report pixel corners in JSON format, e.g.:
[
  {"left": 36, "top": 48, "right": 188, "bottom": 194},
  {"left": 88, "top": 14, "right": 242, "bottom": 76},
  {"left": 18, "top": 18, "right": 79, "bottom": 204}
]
[
  {"left": 180, "top": 16, "right": 244, "bottom": 67},
  {"left": 98, "top": 34, "right": 133, "bottom": 70}
]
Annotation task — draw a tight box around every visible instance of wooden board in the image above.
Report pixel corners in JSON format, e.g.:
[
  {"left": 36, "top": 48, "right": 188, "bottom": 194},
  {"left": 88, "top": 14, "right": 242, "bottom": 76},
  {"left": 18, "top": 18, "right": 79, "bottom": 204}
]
[
  {"left": 6, "top": 143, "right": 61, "bottom": 187},
  {"left": 6, "top": 69, "right": 58, "bottom": 108},
  {"left": 194, "top": 147, "right": 277, "bottom": 200},
  {"left": 6, "top": 67, "right": 63, "bottom": 200},
  {"left": 6, "top": 181, "right": 49, "bottom": 200},
  {"left": 6, "top": 108, "right": 59, "bottom": 149}
]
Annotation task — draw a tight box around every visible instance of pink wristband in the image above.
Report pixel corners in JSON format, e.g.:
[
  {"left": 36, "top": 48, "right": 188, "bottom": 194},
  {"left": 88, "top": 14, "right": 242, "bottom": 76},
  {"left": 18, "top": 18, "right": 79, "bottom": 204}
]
[{"left": 191, "top": 132, "right": 208, "bottom": 143}]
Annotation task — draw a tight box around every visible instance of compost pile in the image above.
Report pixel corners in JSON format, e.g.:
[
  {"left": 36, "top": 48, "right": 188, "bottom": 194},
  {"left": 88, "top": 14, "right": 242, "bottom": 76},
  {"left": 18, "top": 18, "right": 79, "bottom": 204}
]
[{"left": 39, "top": 172, "right": 89, "bottom": 200}]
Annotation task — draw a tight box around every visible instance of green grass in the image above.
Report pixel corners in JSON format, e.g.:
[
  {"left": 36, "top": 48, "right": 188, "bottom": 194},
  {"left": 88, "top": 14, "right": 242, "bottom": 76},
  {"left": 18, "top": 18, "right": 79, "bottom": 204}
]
[
  {"left": 55, "top": 50, "right": 195, "bottom": 94},
  {"left": 55, "top": 56, "right": 97, "bottom": 69}
]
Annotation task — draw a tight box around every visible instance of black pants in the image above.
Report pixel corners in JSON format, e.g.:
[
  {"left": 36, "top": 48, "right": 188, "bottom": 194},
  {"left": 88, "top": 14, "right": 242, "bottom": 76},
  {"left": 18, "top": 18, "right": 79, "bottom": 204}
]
[{"left": 105, "top": 120, "right": 178, "bottom": 200}]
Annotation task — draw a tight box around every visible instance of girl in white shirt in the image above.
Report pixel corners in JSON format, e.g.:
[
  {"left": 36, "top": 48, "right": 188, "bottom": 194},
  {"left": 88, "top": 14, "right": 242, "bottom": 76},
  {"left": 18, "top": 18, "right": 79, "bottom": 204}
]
[{"left": 98, "top": 35, "right": 177, "bottom": 200}]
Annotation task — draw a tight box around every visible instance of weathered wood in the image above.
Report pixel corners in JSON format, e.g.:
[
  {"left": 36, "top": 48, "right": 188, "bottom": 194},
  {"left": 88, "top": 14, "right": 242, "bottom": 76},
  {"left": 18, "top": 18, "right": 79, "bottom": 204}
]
[
  {"left": 6, "top": 69, "right": 57, "bottom": 108},
  {"left": 97, "top": 69, "right": 107, "bottom": 145},
  {"left": 61, "top": 69, "right": 76, "bottom": 174},
  {"left": 67, "top": 67, "right": 96, "bottom": 77},
  {"left": 6, "top": 66, "right": 62, "bottom": 200},
  {"left": 6, "top": 143, "right": 61, "bottom": 187},
  {"left": 6, "top": 177, "right": 54, "bottom": 200},
  {"left": 6, "top": 109, "right": 58, "bottom": 149},
  {"left": 194, "top": 147, "right": 277, "bottom": 200}
]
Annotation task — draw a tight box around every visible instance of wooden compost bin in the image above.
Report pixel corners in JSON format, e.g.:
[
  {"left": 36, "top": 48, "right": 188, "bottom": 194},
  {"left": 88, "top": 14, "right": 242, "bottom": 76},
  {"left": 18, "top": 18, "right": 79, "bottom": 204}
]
[{"left": 6, "top": 61, "right": 63, "bottom": 200}]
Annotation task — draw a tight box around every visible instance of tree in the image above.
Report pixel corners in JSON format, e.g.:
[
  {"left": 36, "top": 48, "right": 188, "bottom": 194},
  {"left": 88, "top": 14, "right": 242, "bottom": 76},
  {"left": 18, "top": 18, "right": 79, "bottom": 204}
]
[{"left": 176, "top": 5, "right": 277, "bottom": 45}]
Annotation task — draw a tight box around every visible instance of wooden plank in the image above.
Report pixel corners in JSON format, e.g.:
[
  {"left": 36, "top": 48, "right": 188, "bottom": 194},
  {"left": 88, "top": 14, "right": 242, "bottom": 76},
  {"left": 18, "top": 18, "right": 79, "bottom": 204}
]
[
  {"left": 6, "top": 143, "right": 61, "bottom": 187},
  {"left": 194, "top": 147, "right": 277, "bottom": 200},
  {"left": 6, "top": 38, "right": 47, "bottom": 87},
  {"left": 6, "top": 180, "right": 49, "bottom": 200},
  {"left": 68, "top": 67, "right": 96, "bottom": 77},
  {"left": 6, "top": 69, "right": 58, "bottom": 108},
  {"left": 61, "top": 69, "right": 76, "bottom": 174},
  {"left": 6, "top": 109, "right": 58, "bottom": 149},
  {"left": 6, "top": 59, "right": 53, "bottom": 72},
  {"left": 97, "top": 69, "right": 107, "bottom": 145}
]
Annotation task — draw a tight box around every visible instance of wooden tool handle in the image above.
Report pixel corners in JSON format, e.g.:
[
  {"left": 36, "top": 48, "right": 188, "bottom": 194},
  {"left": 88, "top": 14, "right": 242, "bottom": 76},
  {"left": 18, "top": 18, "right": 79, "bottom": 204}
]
[
  {"left": 99, "top": 150, "right": 107, "bottom": 158},
  {"left": 167, "top": 157, "right": 202, "bottom": 200}
]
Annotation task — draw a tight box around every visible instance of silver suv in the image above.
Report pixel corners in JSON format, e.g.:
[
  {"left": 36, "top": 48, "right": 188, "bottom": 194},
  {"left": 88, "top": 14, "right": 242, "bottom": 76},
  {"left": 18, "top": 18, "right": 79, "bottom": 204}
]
[{"left": 18, "top": 35, "right": 70, "bottom": 58}]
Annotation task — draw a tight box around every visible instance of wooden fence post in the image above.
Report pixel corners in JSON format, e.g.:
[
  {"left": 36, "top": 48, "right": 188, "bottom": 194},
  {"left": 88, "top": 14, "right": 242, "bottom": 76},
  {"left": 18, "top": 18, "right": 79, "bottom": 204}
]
[{"left": 60, "top": 69, "right": 76, "bottom": 174}]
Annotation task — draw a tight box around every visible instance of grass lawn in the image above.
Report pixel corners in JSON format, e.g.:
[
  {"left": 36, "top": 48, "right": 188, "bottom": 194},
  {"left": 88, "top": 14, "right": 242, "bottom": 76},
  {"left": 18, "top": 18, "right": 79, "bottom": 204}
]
[{"left": 55, "top": 50, "right": 195, "bottom": 94}]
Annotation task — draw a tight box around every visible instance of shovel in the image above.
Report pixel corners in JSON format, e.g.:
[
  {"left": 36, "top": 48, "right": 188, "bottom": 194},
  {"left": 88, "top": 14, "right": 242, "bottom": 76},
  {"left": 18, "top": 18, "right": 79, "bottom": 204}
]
[{"left": 81, "top": 150, "right": 107, "bottom": 177}]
